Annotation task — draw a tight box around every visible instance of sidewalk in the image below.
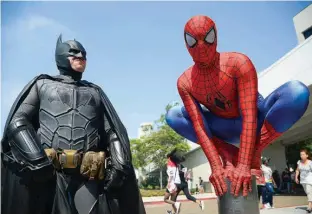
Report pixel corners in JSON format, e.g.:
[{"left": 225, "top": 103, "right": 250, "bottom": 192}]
[
  {"left": 261, "top": 206, "right": 308, "bottom": 213},
  {"left": 145, "top": 196, "right": 308, "bottom": 214},
  {"left": 143, "top": 193, "right": 217, "bottom": 205}
]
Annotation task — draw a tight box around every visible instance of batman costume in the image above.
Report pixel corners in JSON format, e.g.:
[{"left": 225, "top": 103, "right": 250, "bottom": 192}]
[{"left": 1, "top": 35, "right": 146, "bottom": 214}]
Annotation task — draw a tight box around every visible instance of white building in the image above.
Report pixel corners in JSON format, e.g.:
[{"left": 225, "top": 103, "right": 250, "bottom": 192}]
[
  {"left": 137, "top": 122, "right": 153, "bottom": 139},
  {"left": 135, "top": 122, "right": 155, "bottom": 183},
  {"left": 182, "top": 5, "right": 312, "bottom": 193},
  {"left": 293, "top": 4, "right": 312, "bottom": 44}
]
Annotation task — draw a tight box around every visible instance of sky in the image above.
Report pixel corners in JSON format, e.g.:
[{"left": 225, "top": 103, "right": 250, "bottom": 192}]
[{"left": 1, "top": 1, "right": 311, "bottom": 139}]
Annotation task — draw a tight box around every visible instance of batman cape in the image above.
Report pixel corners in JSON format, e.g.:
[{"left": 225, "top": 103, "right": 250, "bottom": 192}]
[{"left": 1, "top": 74, "right": 146, "bottom": 214}]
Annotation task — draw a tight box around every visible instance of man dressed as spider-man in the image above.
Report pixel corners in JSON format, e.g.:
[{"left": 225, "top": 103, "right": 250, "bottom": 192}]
[{"left": 166, "top": 15, "right": 310, "bottom": 197}]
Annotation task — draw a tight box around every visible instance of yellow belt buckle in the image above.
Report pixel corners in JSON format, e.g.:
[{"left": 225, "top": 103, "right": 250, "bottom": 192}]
[{"left": 59, "top": 150, "right": 81, "bottom": 169}]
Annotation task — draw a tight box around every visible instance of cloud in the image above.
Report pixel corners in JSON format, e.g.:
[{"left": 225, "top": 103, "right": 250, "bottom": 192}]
[
  {"left": 2, "top": 14, "right": 75, "bottom": 60},
  {"left": 26, "top": 15, "right": 72, "bottom": 32},
  {"left": 1, "top": 14, "right": 75, "bottom": 133},
  {"left": 3, "top": 14, "right": 74, "bottom": 38}
]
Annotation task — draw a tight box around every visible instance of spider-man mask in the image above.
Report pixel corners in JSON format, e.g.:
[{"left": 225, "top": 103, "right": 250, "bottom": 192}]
[{"left": 184, "top": 15, "right": 217, "bottom": 64}]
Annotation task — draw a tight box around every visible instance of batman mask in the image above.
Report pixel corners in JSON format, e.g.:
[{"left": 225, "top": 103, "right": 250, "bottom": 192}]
[{"left": 55, "top": 34, "right": 87, "bottom": 80}]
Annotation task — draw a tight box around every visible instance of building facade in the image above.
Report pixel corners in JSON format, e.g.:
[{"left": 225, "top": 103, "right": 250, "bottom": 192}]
[{"left": 293, "top": 4, "right": 312, "bottom": 44}]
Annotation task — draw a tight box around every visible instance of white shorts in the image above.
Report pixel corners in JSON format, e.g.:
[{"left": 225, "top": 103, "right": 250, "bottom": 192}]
[{"left": 302, "top": 183, "right": 312, "bottom": 202}]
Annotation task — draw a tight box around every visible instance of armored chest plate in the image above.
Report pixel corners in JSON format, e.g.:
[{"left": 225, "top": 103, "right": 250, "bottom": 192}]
[{"left": 37, "top": 79, "right": 103, "bottom": 150}]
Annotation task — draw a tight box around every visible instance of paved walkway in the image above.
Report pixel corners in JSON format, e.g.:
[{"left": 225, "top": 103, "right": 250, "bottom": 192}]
[
  {"left": 144, "top": 195, "right": 308, "bottom": 214},
  {"left": 143, "top": 193, "right": 217, "bottom": 204},
  {"left": 261, "top": 206, "right": 308, "bottom": 213}
]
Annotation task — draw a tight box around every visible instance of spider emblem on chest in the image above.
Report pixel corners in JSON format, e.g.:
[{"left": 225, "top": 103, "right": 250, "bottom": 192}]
[{"left": 206, "top": 92, "right": 232, "bottom": 110}]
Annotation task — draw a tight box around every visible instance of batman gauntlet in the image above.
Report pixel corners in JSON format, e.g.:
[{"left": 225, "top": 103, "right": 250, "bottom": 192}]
[{"left": 80, "top": 151, "right": 106, "bottom": 180}]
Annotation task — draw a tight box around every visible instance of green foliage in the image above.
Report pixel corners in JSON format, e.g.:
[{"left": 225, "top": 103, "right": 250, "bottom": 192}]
[
  {"left": 144, "top": 176, "right": 160, "bottom": 189},
  {"left": 130, "top": 138, "right": 149, "bottom": 169},
  {"left": 139, "top": 189, "right": 185, "bottom": 197},
  {"left": 286, "top": 138, "right": 312, "bottom": 167},
  {"left": 144, "top": 102, "right": 190, "bottom": 170},
  {"left": 130, "top": 102, "right": 191, "bottom": 170},
  {"left": 140, "top": 189, "right": 165, "bottom": 197}
]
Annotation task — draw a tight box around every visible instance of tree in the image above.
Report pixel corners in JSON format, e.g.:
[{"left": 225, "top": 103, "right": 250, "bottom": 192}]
[
  {"left": 130, "top": 102, "right": 191, "bottom": 189},
  {"left": 136, "top": 102, "right": 190, "bottom": 189},
  {"left": 286, "top": 138, "right": 312, "bottom": 167},
  {"left": 130, "top": 138, "right": 150, "bottom": 169}
]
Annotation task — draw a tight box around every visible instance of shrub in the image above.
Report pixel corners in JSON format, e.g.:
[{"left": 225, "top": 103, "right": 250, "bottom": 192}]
[
  {"left": 140, "top": 189, "right": 165, "bottom": 197},
  {"left": 140, "top": 189, "right": 186, "bottom": 197}
]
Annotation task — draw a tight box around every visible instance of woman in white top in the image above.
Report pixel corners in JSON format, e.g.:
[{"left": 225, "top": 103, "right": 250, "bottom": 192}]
[
  {"left": 261, "top": 157, "right": 277, "bottom": 209},
  {"left": 164, "top": 149, "right": 183, "bottom": 214},
  {"left": 295, "top": 149, "right": 312, "bottom": 213}
]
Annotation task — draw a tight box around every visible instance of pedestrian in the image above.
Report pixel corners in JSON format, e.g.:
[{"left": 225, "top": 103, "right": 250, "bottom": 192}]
[
  {"left": 252, "top": 168, "right": 265, "bottom": 201},
  {"left": 261, "top": 157, "right": 277, "bottom": 209},
  {"left": 199, "top": 177, "right": 204, "bottom": 193},
  {"left": 173, "top": 164, "right": 204, "bottom": 211},
  {"left": 195, "top": 184, "right": 199, "bottom": 194},
  {"left": 282, "top": 168, "right": 292, "bottom": 193},
  {"left": 295, "top": 149, "right": 312, "bottom": 213},
  {"left": 273, "top": 170, "right": 281, "bottom": 192},
  {"left": 164, "top": 149, "right": 182, "bottom": 214}
]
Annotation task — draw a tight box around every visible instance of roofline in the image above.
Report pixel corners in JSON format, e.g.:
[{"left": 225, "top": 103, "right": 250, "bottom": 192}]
[
  {"left": 293, "top": 3, "right": 312, "bottom": 18},
  {"left": 185, "top": 146, "right": 202, "bottom": 156}
]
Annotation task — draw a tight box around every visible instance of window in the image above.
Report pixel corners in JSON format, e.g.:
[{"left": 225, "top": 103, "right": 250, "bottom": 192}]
[{"left": 303, "top": 26, "right": 312, "bottom": 40}]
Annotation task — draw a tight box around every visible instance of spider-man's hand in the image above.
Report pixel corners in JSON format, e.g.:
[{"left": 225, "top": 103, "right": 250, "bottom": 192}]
[
  {"left": 229, "top": 164, "right": 252, "bottom": 197},
  {"left": 224, "top": 161, "right": 235, "bottom": 180},
  {"left": 209, "top": 166, "right": 227, "bottom": 196}
]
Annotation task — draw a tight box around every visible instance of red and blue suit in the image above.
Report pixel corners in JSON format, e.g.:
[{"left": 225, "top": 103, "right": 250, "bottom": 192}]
[{"left": 166, "top": 15, "right": 310, "bottom": 197}]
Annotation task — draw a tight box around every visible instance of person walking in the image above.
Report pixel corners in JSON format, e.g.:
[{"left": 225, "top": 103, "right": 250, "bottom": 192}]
[
  {"left": 261, "top": 157, "right": 277, "bottom": 209},
  {"left": 199, "top": 177, "right": 204, "bottom": 193},
  {"left": 164, "top": 150, "right": 182, "bottom": 214},
  {"left": 295, "top": 149, "right": 312, "bottom": 213},
  {"left": 172, "top": 164, "right": 204, "bottom": 211},
  {"left": 282, "top": 168, "right": 292, "bottom": 194}
]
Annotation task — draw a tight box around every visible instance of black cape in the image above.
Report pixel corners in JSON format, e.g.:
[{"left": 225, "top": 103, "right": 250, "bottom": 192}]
[{"left": 1, "top": 74, "right": 146, "bottom": 214}]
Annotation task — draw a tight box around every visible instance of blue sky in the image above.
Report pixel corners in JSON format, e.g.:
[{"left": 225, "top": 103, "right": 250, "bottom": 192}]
[{"left": 1, "top": 1, "right": 311, "bottom": 139}]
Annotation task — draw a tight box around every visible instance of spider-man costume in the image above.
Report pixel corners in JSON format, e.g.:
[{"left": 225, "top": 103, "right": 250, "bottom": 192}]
[{"left": 166, "top": 15, "right": 310, "bottom": 197}]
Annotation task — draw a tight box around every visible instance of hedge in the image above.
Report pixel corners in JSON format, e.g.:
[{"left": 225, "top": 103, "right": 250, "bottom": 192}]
[{"left": 140, "top": 189, "right": 197, "bottom": 197}]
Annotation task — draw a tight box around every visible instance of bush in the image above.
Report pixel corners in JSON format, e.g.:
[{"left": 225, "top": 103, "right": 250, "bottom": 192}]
[
  {"left": 147, "top": 185, "right": 153, "bottom": 190},
  {"left": 145, "top": 176, "right": 159, "bottom": 188},
  {"left": 140, "top": 189, "right": 186, "bottom": 197},
  {"left": 140, "top": 189, "right": 165, "bottom": 197},
  {"left": 190, "top": 188, "right": 196, "bottom": 194}
]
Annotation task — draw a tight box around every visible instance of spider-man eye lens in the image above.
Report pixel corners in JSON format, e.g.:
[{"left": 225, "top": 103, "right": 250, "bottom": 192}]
[
  {"left": 185, "top": 33, "right": 197, "bottom": 48},
  {"left": 205, "top": 28, "right": 215, "bottom": 44}
]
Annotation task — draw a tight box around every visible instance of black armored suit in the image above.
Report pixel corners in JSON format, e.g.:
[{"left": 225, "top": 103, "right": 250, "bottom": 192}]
[
  {"left": 37, "top": 77, "right": 105, "bottom": 151},
  {"left": 1, "top": 35, "right": 146, "bottom": 214}
]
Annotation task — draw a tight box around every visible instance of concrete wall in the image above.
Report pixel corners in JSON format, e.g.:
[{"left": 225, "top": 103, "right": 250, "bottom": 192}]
[
  {"left": 293, "top": 4, "right": 312, "bottom": 44},
  {"left": 258, "top": 36, "right": 312, "bottom": 98},
  {"left": 262, "top": 141, "right": 287, "bottom": 173},
  {"left": 182, "top": 148, "right": 214, "bottom": 193}
]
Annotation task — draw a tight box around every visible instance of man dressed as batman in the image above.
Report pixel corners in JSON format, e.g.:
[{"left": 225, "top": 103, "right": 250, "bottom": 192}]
[{"left": 1, "top": 35, "right": 146, "bottom": 214}]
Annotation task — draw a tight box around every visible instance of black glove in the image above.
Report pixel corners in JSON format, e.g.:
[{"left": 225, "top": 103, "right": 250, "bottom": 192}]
[{"left": 104, "top": 167, "right": 126, "bottom": 193}]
